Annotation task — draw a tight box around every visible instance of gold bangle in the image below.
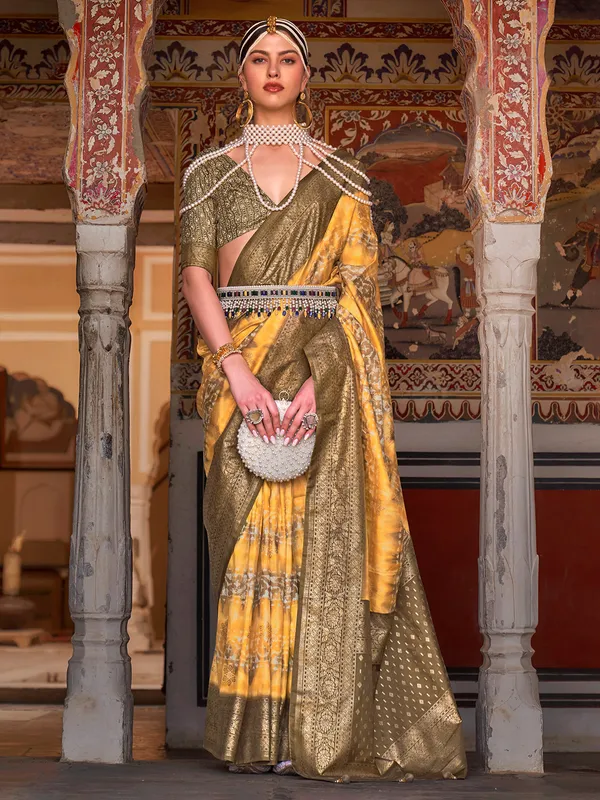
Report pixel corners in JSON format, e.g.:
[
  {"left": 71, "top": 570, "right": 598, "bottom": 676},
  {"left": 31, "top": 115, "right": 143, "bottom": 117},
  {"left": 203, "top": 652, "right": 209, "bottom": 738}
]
[{"left": 212, "top": 342, "right": 242, "bottom": 373}]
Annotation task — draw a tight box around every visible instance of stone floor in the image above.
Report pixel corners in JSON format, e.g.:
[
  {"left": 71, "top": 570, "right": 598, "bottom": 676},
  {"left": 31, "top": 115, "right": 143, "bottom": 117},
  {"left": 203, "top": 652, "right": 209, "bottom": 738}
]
[{"left": 1, "top": 706, "right": 600, "bottom": 799}]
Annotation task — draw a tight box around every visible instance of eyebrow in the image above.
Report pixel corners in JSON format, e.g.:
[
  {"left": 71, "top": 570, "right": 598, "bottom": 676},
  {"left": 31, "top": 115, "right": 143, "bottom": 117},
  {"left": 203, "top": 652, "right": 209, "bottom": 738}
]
[{"left": 249, "top": 49, "right": 298, "bottom": 56}]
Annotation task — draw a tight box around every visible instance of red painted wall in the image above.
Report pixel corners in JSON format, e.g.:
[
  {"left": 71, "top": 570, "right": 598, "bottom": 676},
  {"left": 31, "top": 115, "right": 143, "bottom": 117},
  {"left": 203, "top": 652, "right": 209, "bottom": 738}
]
[
  {"left": 535, "top": 490, "right": 600, "bottom": 669},
  {"left": 404, "top": 488, "right": 480, "bottom": 667},
  {"left": 404, "top": 488, "right": 600, "bottom": 669}
]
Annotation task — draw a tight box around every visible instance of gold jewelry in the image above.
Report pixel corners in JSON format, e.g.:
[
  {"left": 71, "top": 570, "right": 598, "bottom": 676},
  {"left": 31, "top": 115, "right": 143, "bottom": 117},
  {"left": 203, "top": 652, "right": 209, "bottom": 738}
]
[
  {"left": 267, "top": 16, "right": 277, "bottom": 34},
  {"left": 235, "top": 91, "right": 254, "bottom": 128},
  {"left": 212, "top": 342, "right": 242, "bottom": 373},
  {"left": 293, "top": 91, "right": 313, "bottom": 129}
]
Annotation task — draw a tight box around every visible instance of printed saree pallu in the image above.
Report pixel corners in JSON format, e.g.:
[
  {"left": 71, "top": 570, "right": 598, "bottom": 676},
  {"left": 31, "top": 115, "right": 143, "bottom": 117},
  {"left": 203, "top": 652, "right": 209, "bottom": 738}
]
[{"left": 195, "top": 161, "right": 467, "bottom": 782}]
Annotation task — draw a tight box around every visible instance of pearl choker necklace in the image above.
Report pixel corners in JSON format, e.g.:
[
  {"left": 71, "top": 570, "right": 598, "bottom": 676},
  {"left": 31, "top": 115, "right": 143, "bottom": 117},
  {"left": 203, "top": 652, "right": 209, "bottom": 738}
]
[
  {"left": 243, "top": 123, "right": 310, "bottom": 146},
  {"left": 181, "top": 124, "right": 373, "bottom": 216}
]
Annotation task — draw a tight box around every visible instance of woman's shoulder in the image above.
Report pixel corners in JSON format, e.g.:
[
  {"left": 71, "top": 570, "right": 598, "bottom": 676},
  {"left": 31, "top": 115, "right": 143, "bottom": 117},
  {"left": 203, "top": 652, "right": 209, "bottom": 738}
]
[{"left": 183, "top": 144, "right": 234, "bottom": 191}]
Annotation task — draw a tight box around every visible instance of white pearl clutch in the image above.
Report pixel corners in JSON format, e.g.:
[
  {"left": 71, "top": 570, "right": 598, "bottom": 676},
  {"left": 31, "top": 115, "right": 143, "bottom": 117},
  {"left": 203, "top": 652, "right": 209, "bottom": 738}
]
[{"left": 237, "top": 399, "right": 316, "bottom": 482}]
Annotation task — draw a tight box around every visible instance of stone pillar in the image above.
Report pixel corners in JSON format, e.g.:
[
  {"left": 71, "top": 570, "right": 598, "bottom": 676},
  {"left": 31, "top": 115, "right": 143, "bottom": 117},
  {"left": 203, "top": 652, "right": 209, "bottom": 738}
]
[
  {"left": 63, "top": 224, "right": 135, "bottom": 763},
  {"left": 441, "top": 0, "right": 556, "bottom": 773},
  {"left": 58, "top": 0, "right": 161, "bottom": 764},
  {"left": 475, "top": 221, "right": 541, "bottom": 772}
]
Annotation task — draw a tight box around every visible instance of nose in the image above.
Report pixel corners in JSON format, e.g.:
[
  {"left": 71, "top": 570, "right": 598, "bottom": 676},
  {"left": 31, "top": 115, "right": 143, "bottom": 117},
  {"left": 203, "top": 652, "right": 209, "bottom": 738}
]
[{"left": 268, "top": 60, "right": 280, "bottom": 78}]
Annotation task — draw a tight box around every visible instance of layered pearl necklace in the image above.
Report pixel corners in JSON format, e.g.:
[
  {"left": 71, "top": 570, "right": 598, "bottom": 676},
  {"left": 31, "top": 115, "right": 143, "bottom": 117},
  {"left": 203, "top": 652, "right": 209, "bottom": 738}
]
[{"left": 181, "top": 123, "right": 372, "bottom": 217}]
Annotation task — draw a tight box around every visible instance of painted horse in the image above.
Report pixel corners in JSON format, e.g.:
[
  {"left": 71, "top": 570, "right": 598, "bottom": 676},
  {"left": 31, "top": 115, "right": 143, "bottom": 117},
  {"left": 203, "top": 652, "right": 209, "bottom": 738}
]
[{"left": 383, "top": 255, "right": 455, "bottom": 327}]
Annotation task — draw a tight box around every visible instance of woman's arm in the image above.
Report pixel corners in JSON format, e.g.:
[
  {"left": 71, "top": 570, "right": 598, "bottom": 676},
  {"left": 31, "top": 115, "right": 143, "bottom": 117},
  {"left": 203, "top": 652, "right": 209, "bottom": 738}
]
[
  {"left": 182, "top": 266, "right": 232, "bottom": 354},
  {"left": 182, "top": 267, "right": 280, "bottom": 443}
]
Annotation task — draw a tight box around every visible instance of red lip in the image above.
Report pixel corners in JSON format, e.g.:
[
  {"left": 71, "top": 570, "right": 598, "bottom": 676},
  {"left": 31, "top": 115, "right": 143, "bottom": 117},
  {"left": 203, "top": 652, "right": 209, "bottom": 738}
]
[{"left": 264, "top": 83, "right": 284, "bottom": 91}]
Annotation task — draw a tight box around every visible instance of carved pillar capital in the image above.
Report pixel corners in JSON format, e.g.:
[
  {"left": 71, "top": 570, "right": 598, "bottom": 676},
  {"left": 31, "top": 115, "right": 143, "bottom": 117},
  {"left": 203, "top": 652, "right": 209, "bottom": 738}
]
[{"left": 477, "top": 221, "right": 539, "bottom": 307}]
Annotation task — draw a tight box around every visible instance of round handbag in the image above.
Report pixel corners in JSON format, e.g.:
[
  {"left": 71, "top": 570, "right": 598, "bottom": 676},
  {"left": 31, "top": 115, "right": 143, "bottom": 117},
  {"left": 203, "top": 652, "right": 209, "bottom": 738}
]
[{"left": 236, "top": 398, "right": 316, "bottom": 482}]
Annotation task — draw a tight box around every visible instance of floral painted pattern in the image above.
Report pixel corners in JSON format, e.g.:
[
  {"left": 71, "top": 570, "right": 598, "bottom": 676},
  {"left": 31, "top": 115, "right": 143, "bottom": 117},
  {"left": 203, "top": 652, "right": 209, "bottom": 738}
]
[
  {"left": 548, "top": 45, "right": 600, "bottom": 87},
  {"left": 0, "top": 39, "right": 31, "bottom": 79},
  {"left": 61, "top": 0, "right": 156, "bottom": 218},
  {"left": 376, "top": 45, "right": 432, "bottom": 84},
  {"left": 205, "top": 42, "right": 240, "bottom": 82},
  {"left": 149, "top": 41, "right": 204, "bottom": 81},
  {"left": 34, "top": 40, "right": 70, "bottom": 79},
  {"left": 444, "top": 0, "right": 555, "bottom": 223},
  {"left": 319, "top": 43, "right": 373, "bottom": 83}
]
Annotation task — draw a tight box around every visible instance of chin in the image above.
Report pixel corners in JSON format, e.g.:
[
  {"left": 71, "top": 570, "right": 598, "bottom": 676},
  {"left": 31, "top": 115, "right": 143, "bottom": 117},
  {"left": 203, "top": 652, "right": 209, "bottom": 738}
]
[{"left": 256, "top": 93, "right": 294, "bottom": 111}]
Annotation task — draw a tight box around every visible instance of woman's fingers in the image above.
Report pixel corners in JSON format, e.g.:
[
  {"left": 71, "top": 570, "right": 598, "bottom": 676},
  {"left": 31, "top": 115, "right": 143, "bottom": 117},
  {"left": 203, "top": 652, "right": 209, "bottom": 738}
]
[
  {"left": 255, "top": 420, "right": 269, "bottom": 442},
  {"left": 285, "top": 406, "right": 312, "bottom": 446},
  {"left": 241, "top": 401, "right": 270, "bottom": 442},
  {"left": 280, "top": 403, "right": 300, "bottom": 440},
  {"left": 263, "top": 394, "right": 280, "bottom": 443},
  {"left": 240, "top": 394, "right": 316, "bottom": 447}
]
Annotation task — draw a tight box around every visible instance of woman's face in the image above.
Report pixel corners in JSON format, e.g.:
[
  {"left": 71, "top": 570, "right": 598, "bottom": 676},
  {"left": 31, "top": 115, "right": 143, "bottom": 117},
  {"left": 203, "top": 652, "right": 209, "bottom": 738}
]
[{"left": 240, "top": 33, "right": 308, "bottom": 112}]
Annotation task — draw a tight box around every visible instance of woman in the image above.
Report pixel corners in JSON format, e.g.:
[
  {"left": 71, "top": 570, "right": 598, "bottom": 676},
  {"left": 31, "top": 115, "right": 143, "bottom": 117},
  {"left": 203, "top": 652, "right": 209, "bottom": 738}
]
[{"left": 180, "top": 17, "right": 466, "bottom": 782}]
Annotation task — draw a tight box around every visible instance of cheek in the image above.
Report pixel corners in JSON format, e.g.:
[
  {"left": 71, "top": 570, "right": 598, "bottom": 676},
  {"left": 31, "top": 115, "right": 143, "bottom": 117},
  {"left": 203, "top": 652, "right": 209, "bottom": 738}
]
[
  {"left": 287, "top": 62, "right": 307, "bottom": 83},
  {"left": 242, "top": 65, "right": 266, "bottom": 93}
]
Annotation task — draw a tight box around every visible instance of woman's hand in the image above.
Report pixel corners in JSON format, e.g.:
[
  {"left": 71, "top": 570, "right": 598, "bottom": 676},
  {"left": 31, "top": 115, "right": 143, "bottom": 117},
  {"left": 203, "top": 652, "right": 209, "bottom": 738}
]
[
  {"left": 222, "top": 354, "right": 280, "bottom": 443},
  {"left": 280, "top": 376, "right": 316, "bottom": 447}
]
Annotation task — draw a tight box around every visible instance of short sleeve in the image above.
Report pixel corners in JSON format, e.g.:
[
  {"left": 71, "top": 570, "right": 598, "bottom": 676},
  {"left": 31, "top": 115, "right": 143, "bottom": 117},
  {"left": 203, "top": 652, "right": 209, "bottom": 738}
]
[{"left": 179, "top": 165, "right": 218, "bottom": 285}]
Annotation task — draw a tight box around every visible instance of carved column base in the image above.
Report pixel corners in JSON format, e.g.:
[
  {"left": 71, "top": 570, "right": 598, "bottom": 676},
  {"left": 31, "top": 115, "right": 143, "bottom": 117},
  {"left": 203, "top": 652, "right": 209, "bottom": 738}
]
[
  {"left": 62, "top": 616, "right": 133, "bottom": 763},
  {"left": 477, "top": 632, "right": 543, "bottom": 773}
]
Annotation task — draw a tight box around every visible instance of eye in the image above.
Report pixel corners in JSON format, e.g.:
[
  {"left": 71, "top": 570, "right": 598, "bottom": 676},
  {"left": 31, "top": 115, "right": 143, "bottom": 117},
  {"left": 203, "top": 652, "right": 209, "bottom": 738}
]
[
  {"left": 251, "top": 57, "right": 266, "bottom": 64},
  {"left": 282, "top": 58, "right": 296, "bottom": 64}
]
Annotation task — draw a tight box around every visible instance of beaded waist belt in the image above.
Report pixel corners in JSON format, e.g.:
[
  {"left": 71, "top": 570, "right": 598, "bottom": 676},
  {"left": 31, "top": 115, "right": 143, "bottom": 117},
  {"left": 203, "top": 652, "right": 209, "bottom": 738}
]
[{"left": 217, "top": 284, "right": 339, "bottom": 319}]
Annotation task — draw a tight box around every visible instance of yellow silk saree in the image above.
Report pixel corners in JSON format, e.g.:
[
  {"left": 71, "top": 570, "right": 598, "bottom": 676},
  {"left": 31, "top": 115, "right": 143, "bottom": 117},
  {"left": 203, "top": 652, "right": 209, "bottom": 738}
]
[{"left": 195, "top": 156, "right": 466, "bottom": 781}]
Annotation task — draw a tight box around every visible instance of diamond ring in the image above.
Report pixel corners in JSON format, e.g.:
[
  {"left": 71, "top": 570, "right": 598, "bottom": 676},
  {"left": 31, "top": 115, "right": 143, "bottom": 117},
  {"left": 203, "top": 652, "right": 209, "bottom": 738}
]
[
  {"left": 301, "top": 412, "right": 318, "bottom": 430},
  {"left": 245, "top": 408, "right": 264, "bottom": 425}
]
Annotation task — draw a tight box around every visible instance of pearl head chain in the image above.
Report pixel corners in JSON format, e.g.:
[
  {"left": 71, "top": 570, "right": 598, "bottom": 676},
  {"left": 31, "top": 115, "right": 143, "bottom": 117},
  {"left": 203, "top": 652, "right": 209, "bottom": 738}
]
[{"left": 180, "top": 124, "right": 372, "bottom": 217}]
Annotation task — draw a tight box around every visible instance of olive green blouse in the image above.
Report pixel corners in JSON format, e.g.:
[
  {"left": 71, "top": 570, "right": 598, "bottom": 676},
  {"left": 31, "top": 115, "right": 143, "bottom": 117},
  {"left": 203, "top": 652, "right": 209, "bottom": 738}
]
[
  {"left": 180, "top": 147, "right": 271, "bottom": 286},
  {"left": 179, "top": 145, "right": 369, "bottom": 287}
]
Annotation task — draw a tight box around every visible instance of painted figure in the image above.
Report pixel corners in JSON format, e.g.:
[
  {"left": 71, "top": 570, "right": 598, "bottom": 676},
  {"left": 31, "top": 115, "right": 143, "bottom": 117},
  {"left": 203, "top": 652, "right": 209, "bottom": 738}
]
[
  {"left": 453, "top": 241, "right": 478, "bottom": 346},
  {"left": 179, "top": 17, "right": 466, "bottom": 782},
  {"left": 386, "top": 254, "right": 454, "bottom": 327},
  {"left": 555, "top": 206, "right": 600, "bottom": 307},
  {"left": 455, "top": 241, "right": 476, "bottom": 315},
  {"left": 378, "top": 219, "right": 397, "bottom": 260}
]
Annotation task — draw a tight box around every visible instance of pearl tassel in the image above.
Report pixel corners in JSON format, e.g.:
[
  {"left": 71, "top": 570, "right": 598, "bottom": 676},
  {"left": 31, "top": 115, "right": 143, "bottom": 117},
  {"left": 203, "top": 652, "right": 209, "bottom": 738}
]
[{"left": 180, "top": 124, "right": 373, "bottom": 217}]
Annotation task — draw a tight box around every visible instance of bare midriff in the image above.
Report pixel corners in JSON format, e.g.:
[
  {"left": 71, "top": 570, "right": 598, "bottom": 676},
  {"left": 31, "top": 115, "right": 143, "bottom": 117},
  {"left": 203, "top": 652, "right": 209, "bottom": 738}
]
[{"left": 217, "top": 230, "right": 258, "bottom": 288}]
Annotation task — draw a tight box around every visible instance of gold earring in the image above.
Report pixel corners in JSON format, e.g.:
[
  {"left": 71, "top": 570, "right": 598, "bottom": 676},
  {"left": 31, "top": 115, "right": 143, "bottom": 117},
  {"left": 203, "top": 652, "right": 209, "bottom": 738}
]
[
  {"left": 293, "top": 91, "right": 313, "bottom": 129},
  {"left": 236, "top": 91, "right": 254, "bottom": 127}
]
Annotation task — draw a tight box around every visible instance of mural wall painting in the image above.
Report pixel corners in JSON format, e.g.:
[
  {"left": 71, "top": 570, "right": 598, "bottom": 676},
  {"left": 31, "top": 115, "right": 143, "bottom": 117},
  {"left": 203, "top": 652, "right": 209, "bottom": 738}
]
[
  {"left": 353, "top": 122, "right": 472, "bottom": 361},
  {"left": 328, "top": 100, "right": 600, "bottom": 371}
]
